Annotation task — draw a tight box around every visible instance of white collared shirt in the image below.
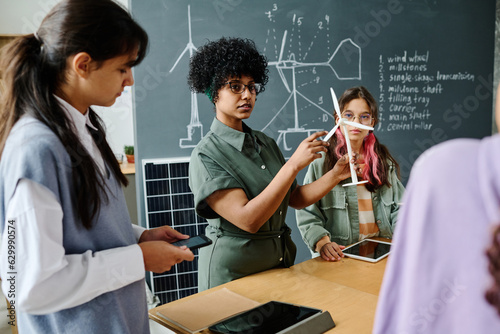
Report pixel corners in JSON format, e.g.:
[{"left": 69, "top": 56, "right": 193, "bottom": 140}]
[{"left": 0, "top": 98, "right": 146, "bottom": 314}]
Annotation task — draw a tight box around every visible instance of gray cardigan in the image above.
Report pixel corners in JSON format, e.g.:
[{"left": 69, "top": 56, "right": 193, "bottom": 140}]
[{"left": 0, "top": 116, "right": 148, "bottom": 333}]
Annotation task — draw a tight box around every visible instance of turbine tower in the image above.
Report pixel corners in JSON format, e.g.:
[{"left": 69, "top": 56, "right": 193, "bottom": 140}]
[{"left": 169, "top": 5, "right": 202, "bottom": 148}]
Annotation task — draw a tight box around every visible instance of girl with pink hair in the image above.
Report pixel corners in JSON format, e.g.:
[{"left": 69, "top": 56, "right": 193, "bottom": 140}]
[{"left": 296, "top": 86, "right": 405, "bottom": 261}]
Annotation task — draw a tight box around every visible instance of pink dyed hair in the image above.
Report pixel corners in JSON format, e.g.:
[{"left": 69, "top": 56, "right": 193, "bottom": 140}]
[
  {"left": 333, "top": 129, "right": 382, "bottom": 186},
  {"left": 325, "top": 86, "right": 400, "bottom": 191}
]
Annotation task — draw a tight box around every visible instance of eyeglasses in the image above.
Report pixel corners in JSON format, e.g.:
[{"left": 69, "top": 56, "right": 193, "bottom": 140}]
[
  {"left": 341, "top": 112, "right": 373, "bottom": 125},
  {"left": 225, "top": 82, "right": 262, "bottom": 94}
]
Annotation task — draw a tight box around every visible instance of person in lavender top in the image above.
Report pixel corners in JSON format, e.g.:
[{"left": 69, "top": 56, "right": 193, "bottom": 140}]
[{"left": 373, "top": 84, "right": 500, "bottom": 333}]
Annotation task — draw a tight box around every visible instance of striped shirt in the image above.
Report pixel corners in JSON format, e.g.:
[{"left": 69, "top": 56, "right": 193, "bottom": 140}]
[{"left": 357, "top": 183, "right": 380, "bottom": 241}]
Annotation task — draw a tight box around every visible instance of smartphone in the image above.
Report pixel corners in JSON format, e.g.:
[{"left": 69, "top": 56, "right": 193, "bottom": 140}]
[{"left": 171, "top": 234, "right": 212, "bottom": 250}]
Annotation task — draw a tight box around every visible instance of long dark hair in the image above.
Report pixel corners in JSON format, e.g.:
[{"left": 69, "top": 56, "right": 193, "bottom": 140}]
[
  {"left": 324, "top": 86, "right": 400, "bottom": 192},
  {"left": 0, "top": 0, "right": 148, "bottom": 229}
]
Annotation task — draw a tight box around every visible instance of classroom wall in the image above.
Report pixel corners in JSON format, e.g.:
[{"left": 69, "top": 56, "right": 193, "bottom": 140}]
[{"left": 0, "top": 0, "right": 128, "bottom": 32}]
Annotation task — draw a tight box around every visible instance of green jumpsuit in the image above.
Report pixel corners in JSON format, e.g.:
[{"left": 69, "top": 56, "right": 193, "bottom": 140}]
[{"left": 189, "top": 118, "right": 297, "bottom": 291}]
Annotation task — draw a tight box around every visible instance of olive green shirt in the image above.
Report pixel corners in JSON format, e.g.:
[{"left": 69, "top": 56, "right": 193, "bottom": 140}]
[
  {"left": 296, "top": 154, "right": 405, "bottom": 254},
  {"left": 189, "top": 118, "right": 297, "bottom": 290}
]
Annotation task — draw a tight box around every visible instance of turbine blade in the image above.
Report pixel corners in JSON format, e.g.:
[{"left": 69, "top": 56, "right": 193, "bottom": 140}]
[
  {"left": 323, "top": 124, "right": 340, "bottom": 142},
  {"left": 278, "top": 68, "right": 291, "bottom": 93},
  {"left": 330, "top": 88, "right": 342, "bottom": 119},
  {"left": 278, "top": 30, "right": 287, "bottom": 63}
]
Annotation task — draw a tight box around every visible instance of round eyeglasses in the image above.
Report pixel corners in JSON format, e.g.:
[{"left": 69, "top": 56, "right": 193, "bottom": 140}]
[
  {"left": 341, "top": 112, "right": 373, "bottom": 125},
  {"left": 225, "top": 82, "right": 262, "bottom": 94}
]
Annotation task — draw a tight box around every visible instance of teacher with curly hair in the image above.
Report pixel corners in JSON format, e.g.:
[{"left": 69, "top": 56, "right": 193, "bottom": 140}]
[{"left": 188, "top": 37, "right": 358, "bottom": 290}]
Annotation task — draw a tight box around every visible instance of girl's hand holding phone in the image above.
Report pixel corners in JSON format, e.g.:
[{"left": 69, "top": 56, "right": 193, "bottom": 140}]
[
  {"left": 139, "top": 241, "right": 194, "bottom": 273},
  {"left": 138, "top": 225, "right": 190, "bottom": 243}
]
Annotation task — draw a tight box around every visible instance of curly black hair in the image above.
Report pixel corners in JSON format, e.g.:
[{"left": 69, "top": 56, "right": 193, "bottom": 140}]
[{"left": 187, "top": 37, "right": 269, "bottom": 104}]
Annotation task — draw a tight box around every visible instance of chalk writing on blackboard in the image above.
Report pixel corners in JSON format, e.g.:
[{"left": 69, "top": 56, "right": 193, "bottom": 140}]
[{"left": 378, "top": 50, "right": 475, "bottom": 133}]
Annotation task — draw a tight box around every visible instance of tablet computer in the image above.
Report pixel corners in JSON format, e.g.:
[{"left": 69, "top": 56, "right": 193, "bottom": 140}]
[
  {"left": 208, "top": 301, "right": 326, "bottom": 334},
  {"left": 342, "top": 239, "right": 391, "bottom": 263}
]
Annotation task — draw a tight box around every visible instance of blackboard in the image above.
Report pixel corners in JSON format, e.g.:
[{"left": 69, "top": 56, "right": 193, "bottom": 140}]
[{"left": 130, "top": 0, "right": 496, "bottom": 262}]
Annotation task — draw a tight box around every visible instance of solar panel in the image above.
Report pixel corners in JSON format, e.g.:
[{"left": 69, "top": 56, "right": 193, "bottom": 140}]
[{"left": 142, "top": 158, "right": 208, "bottom": 304}]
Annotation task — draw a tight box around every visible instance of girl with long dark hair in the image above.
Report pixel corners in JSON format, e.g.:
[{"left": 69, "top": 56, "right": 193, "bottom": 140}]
[{"left": 0, "top": 1, "right": 193, "bottom": 332}]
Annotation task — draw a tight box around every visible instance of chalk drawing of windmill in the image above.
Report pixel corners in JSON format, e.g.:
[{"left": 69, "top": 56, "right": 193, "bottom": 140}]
[
  {"left": 169, "top": 5, "right": 201, "bottom": 149},
  {"left": 171, "top": 5, "right": 361, "bottom": 150},
  {"left": 263, "top": 30, "right": 362, "bottom": 151}
]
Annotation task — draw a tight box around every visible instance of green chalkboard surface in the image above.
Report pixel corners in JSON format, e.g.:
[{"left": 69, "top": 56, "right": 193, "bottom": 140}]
[
  {"left": 131, "top": 0, "right": 495, "bottom": 262},
  {"left": 132, "top": 0, "right": 495, "bottom": 177}
]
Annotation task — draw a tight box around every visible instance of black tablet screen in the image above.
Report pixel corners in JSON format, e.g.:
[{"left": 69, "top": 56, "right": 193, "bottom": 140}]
[
  {"left": 343, "top": 240, "right": 391, "bottom": 259},
  {"left": 209, "top": 301, "right": 320, "bottom": 334}
]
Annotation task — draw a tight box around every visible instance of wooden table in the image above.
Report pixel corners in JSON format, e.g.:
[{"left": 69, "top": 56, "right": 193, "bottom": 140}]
[
  {"left": 150, "top": 253, "right": 388, "bottom": 334},
  {"left": 119, "top": 162, "right": 135, "bottom": 175}
]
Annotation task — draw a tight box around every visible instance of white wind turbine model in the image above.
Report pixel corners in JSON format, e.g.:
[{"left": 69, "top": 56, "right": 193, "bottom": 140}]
[{"left": 324, "top": 87, "right": 374, "bottom": 187}]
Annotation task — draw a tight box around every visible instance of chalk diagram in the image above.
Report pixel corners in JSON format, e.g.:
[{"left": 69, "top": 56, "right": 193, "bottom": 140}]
[
  {"left": 262, "top": 7, "right": 362, "bottom": 151},
  {"left": 169, "top": 5, "right": 201, "bottom": 149},
  {"left": 170, "top": 5, "right": 362, "bottom": 150}
]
